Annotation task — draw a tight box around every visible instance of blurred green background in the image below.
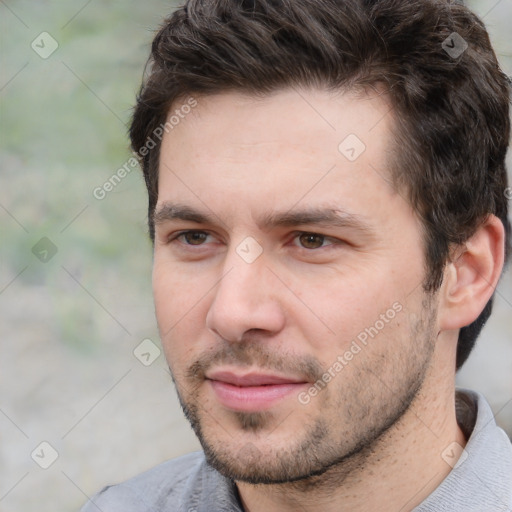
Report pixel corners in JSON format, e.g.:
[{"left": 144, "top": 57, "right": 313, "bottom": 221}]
[{"left": 0, "top": 1, "right": 511, "bottom": 510}]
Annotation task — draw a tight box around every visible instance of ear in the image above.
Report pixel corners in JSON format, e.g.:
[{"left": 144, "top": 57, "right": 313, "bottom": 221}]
[{"left": 438, "top": 215, "right": 506, "bottom": 331}]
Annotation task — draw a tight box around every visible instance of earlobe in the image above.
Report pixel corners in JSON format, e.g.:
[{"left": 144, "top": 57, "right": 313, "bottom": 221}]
[{"left": 438, "top": 215, "right": 505, "bottom": 332}]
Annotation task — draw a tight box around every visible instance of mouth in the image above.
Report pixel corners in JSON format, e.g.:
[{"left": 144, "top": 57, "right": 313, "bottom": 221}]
[{"left": 205, "top": 369, "right": 309, "bottom": 412}]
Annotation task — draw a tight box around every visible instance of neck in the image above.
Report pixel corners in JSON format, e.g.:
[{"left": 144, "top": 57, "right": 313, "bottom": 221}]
[{"left": 236, "top": 360, "right": 465, "bottom": 512}]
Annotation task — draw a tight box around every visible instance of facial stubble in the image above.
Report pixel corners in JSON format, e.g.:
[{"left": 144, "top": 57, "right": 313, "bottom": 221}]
[{"left": 169, "top": 301, "right": 437, "bottom": 486}]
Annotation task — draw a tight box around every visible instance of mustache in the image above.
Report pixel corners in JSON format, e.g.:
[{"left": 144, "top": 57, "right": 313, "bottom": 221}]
[{"left": 184, "top": 341, "right": 325, "bottom": 383}]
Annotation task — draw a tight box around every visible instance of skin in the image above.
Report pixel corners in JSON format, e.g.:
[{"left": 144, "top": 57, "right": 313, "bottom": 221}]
[{"left": 152, "top": 88, "right": 505, "bottom": 511}]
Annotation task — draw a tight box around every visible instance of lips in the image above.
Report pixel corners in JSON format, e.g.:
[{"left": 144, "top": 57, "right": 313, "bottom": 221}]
[
  {"left": 206, "top": 370, "right": 308, "bottom": 412},
  {"left": 207, "top": 370, "right": 305, "bottom": 387}
]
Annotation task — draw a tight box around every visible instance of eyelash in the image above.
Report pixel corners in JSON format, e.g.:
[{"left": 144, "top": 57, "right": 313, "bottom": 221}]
[
  {"left": 170, "top": 230, "right": 216, "bottom": 246},
  {"left": 168, "top": 230, "right": 341, "bottom": 250}
]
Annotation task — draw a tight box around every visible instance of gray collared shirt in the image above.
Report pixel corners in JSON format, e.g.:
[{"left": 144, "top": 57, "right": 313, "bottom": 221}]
[{"left": 82, "top": 390, "right": 512, "bottom": 511}]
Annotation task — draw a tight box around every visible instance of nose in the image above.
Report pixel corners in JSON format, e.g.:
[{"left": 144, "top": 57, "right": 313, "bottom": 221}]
[{"left": 205, "top": 251, "right": 286, "bottom": 342}]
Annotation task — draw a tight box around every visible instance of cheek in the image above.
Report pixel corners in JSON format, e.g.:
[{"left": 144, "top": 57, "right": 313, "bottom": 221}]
[
  {"left": 152, "top": 261, "right": 211, "bottom": 344},
  {"left": 291, "top": 269, "right": 406, "bottom": 355},
  {"left": 153, "top": 265, "right": 179, "bottom": 333},
  {"left": 161, "top": 316, "right": 205, "bottom": 378},
  {"left": 156, "top": 298, "right": 208, "bottom": 380}
]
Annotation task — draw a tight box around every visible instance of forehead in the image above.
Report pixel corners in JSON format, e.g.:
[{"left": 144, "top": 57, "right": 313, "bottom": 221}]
[
  {"left": 156, "top": 87, "right": 403, "bottom": 228},
  {"left": 162, "top": 87, "right": 392, "bottom": 162}
]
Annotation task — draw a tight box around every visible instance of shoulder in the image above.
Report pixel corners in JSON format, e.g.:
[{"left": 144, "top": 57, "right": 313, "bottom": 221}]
[{"left": 81, "top": 451, "right": 207, "bottom": 512}]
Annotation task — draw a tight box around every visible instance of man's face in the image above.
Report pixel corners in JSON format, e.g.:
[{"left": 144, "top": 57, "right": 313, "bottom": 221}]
[{"left": 153, "top": 88, "right": 438, "bottom": 483}]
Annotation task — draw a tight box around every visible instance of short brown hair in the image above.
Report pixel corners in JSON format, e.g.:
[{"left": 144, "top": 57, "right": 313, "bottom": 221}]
[{"left": 130, "top": 0, "right": 511, "bottom": 370}]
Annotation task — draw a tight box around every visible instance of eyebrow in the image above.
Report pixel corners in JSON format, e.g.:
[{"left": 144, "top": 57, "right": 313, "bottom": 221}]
[
  {"left": 153, "top": 202, "right": 375, "bottom": 235},
  {"left": 153, "top": 203, "right": 212, "bottom": 226},
  {"left": 258, "top": 208, "right": 376, "bottom": 236}
]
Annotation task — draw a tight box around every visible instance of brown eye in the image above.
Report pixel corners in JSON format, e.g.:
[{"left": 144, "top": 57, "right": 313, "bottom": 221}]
[
  {"left": 298, "top": 233, "right": 326, "bottom": 249},
  {"left": 180, "top": 231, "right": 209, "bottom": 245}
]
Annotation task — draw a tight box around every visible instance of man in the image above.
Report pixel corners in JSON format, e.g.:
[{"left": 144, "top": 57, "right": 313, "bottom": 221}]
[{"left": 83, "top": 0, "right": 511, "bottom": 510}]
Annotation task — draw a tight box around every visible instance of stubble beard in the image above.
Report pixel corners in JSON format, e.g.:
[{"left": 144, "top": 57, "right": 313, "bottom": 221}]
[{"left": 171, "top": 299, "right": 437, "bottom": 486}]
